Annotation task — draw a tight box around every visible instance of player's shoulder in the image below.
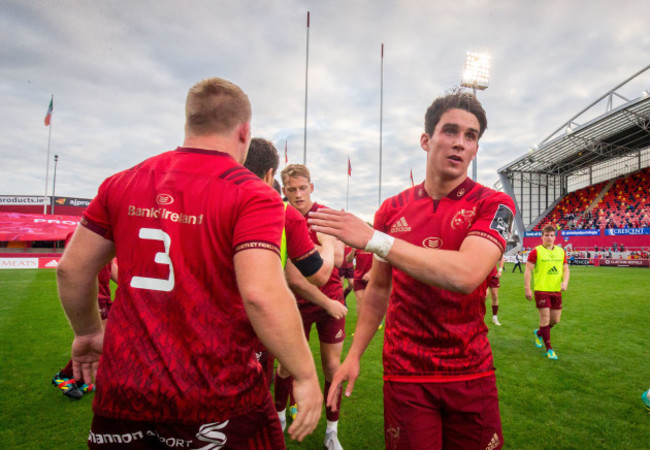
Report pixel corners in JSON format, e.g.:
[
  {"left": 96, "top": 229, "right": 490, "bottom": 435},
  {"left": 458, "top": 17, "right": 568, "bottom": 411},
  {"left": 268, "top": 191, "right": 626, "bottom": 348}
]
[
  {"left": 383, "top": 184, "right": 421, "bottom": 211},
  {"left": 467, "top": 182, "right": 514, "bottom": 208},
  {"left": 285, "top": 203, "right": 306, "bottom": 222}
]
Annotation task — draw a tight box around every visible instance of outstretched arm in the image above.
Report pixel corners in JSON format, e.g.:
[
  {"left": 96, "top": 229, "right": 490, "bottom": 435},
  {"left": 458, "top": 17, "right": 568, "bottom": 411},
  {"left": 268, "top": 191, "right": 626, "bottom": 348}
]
[{"left": 309, "top": 209, "right": 500, "bottom": 294}]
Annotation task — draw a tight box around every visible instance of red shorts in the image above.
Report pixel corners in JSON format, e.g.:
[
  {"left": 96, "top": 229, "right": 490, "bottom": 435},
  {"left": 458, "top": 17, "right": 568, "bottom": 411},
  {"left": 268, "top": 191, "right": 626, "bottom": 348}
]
[
  {"left": 339, "top": 267, "right": 354, "bottom": 278},
  {"left": 534, "top": 291, "right": 562, "bottom": 310},
  {"left": 301, "top": 308, "right": 346, "bottom": 344},
  {"left": 88, "top": 392, "right": 285, "bottom": 449},
  {"left": 487, "top": 276, "right": 500, "bottom": 289},
  {"left": 353, "top": 279, "right": 368, "bottom": 292},
  {"left": 98, "top": 296, "right": 112, "bottom": 321},
  {"left": 256, "top": 350, "right": 274, "bottom": 389},
  {"left": 383, "top": 375, "right": 503, "bottom": 450}
]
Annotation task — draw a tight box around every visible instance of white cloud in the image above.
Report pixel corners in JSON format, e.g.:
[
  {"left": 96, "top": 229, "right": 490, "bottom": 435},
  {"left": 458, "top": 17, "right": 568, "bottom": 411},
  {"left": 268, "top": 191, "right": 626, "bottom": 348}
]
[{"left": 1, "top": 0, "right": 649, "bottom": 220}]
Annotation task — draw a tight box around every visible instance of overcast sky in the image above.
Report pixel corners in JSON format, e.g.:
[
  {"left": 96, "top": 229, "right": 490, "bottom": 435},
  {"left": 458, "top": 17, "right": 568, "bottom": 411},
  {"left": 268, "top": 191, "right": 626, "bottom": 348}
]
[{"left": 2, "top": 0, "right": 649, "bottom": 221}]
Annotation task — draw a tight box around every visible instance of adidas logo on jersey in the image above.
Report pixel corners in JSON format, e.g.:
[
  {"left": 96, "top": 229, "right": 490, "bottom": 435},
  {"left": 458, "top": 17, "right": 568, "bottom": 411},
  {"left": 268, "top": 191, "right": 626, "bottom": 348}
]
[
  {"left": 547, "top": 266, "right": 559, "bottom": 275},
  {"left": 486, "top": 432, "right": 501, "bottom": 450},
  {"left": 390, "top": 217, "right": 411, "bottom": 233}
]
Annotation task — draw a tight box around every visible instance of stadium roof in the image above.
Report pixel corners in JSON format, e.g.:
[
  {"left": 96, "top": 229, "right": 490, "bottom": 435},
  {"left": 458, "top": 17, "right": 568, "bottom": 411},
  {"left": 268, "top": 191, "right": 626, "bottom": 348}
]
[{"left": 499, "top": 65, "right": 650, "bottom": 178}]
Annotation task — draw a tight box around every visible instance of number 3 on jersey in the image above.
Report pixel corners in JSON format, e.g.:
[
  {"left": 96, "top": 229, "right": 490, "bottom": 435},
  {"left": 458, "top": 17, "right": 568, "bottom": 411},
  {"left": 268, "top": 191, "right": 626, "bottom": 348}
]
[{"left": 130, "top": 228, "right": 175, "bottom": 292}]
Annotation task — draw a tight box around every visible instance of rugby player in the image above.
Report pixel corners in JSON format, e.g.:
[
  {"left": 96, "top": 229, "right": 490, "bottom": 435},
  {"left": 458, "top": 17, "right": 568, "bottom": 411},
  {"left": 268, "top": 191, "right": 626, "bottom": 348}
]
[{"left": 309, "top": 90, "right": 515, "bottom": 449}]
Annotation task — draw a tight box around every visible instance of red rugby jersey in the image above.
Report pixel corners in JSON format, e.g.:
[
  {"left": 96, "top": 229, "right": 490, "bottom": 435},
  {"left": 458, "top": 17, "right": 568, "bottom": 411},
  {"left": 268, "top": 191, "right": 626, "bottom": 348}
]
[
  {"left": 353, "top": 250, "right": 373, "bottom": 284},
  {"left": 295, "top": 202, "right": 344, "bottom": 314},
  {"left": 375, "top": 178, "right": 515, "bottom": 381},
  {"left": 83, "top": 147, "right": 284, "bottom": 423},
  {"left": 285, "top": 203, "right": 318, "bottom": 262},
  {"left": 340, "top": 246, "right": 353, "bottom": 271}
]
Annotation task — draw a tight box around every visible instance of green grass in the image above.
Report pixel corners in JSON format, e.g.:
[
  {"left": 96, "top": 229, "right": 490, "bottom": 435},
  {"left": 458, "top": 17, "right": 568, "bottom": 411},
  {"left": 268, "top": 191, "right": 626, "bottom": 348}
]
[{"left": 1, "top": 266, "right": 648, "bottom": 449}]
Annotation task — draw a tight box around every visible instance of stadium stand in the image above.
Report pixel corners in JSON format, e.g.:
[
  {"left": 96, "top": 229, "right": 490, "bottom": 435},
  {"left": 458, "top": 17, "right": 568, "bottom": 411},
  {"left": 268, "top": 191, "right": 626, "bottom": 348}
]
[
  {"left": 534, "top": 167, "right": 650, "bottom": 231},
  {"left": 498, "top": 64, "right": 650, "bottom": 258}
]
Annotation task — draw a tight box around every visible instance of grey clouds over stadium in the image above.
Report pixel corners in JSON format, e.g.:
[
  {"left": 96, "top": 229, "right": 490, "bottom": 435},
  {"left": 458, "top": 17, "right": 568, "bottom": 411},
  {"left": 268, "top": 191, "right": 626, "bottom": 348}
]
[{"left": 2, "top": 0, "right": 649, "bottom": 221}]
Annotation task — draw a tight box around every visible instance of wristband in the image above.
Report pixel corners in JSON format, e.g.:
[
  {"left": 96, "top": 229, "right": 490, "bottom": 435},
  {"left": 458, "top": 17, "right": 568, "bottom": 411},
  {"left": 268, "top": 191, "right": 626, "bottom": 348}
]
[{"left": 365, "top": 230, "right": 395, "bottom": 260}]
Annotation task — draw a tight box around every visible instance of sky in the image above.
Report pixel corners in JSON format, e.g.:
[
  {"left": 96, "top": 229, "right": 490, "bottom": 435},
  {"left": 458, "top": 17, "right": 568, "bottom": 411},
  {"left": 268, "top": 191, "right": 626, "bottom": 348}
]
[{"left": 2, "top": 0, "right": 650, "bottom": 221}]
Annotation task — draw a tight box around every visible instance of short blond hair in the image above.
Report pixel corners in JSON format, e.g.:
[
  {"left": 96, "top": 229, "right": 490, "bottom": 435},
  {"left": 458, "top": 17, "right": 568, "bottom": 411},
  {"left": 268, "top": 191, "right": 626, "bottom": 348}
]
[
  {"left": 185, "top": 77, "right": 251, "bottom": 136},
  {"left": 281, "top": 163, "right": 311, "bottom": 184},
  {"left": 542, "top": 225, "right": 556, "bottom": 234}
]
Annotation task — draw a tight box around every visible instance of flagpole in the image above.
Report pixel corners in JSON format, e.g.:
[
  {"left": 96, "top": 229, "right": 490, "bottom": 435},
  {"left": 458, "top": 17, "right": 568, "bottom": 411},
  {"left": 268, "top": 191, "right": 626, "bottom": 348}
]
[
  {"left": 346, "top": 156, "right": 350, "bottom": 211},
  {"left": 303, "top": 11, "right": 310, "bottom": 165},
  {"left": 378, "top": 44, "right": 384, "bottom": 208},
  {"left": 43, "top": 94, "right": 53, "bottom": 214}
]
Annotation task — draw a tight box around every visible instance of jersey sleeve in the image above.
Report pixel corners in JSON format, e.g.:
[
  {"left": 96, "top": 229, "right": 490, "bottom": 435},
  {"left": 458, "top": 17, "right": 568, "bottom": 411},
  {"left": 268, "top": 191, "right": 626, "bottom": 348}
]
[
  {"left": 467, "top": 191, "right": 515, "bottom": 253},
  {"left": 374, "top": 198, "right": 390, "bottom": 233},
  {"left": 285, "top": 204, "right": 323, "bottom": 277},
  {"left": 285, "top": 204, "right": 318, "bottom": 261},
  {"left": 527, "top": 249, "right": 538, "bottom": 264},
  {"left": 232, "top": 184, "right": 285, "bottom": 256},
  {"left": 81, "top": 176, "right": 115, "bottom": 240}
]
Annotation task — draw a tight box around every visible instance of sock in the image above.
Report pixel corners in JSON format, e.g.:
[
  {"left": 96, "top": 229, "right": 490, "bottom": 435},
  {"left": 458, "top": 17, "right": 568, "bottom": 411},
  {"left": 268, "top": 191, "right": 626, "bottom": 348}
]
[
  {"left": 343, "top": 286, "right": 352, "bottom": 299},
  {"left": 59, "top": 360, "right": 74, "bottom": 379},
  {"left": 324, "top": 381, "right": 341, "bottom": 422},
  {"left": 326, "top": 420, "right": 339, "bottom": 434},
  {"left": 492, "top": 305, "right": 498, "bottom": 316},
  {"left": 274, "top": 374, "right": 292, "bottom": 411},
  {"left": 540, "top": 325, "right": 552, "bottom": 350}
]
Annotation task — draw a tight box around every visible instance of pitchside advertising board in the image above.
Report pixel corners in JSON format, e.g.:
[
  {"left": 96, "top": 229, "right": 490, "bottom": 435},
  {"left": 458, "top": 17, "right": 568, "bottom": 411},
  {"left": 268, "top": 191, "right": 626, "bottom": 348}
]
[
  {"left": 524, "top": 228, "right": 650, "bottom": 237},
  {"left": 0, "top": 257, "right": 61, "bottom": 269},
  {"left": 0, "top": 195, "right": 91, "bottom": 216}
]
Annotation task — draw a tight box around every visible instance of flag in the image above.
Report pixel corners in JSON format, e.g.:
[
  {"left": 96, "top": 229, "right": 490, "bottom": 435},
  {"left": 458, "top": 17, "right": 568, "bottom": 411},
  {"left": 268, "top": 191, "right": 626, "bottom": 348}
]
[
  {"left": 284, "top": 141, "right": 288, "bottom": 164},
  {"left": 44, "top": 97, "right": 53, "bottom": 126},
  {"left": 347, "top": 156, "right": 352, "bottom": 176},
  {"left": 410, "top": 169, "right": 414, "bottom": 187}
]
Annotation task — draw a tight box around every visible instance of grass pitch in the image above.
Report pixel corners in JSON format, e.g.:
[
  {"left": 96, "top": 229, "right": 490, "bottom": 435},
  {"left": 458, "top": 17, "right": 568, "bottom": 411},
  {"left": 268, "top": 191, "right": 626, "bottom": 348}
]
[{"left": 1, "top": 265, "right": 648, "bottom": 449}]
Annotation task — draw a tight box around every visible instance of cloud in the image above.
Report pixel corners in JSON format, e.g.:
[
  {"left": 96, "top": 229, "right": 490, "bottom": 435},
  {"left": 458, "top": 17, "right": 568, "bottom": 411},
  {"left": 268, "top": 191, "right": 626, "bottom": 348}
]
[{"left": 1, "top": 0, "right": 649, "bottom": 221}]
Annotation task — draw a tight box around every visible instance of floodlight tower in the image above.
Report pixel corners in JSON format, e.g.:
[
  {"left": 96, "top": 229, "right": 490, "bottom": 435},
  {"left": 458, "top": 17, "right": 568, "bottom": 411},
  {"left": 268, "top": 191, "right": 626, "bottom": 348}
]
[{"left": 460, "top": 52, "right": 491, "bottom": 182}]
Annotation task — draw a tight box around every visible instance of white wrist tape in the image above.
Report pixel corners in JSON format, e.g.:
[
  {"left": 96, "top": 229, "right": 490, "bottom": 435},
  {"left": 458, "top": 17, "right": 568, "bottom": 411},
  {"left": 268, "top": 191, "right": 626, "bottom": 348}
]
[{"left": 365, "top": 230, "right": 395, "bottom": 260}]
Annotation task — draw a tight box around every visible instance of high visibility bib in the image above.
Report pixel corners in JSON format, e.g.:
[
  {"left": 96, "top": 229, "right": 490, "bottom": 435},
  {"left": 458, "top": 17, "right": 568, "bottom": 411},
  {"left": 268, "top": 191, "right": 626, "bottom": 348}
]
[
  {"left": 533, "top": 244, "right": 565, "bottom": 292},
  {"left": 281, "top": 203, "right": 288, "bottom": 268}
]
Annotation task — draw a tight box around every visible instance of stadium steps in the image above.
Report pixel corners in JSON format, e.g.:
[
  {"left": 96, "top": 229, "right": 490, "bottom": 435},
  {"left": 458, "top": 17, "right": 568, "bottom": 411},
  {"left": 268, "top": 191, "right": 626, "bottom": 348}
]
[{"left": 585, "top": 179, "right": 616, "bottom": 214}]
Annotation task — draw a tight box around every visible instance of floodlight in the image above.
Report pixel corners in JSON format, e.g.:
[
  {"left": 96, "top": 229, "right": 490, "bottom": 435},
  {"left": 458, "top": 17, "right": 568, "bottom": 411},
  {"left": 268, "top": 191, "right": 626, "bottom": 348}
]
[{"left": 460, "top": 52, "right": 491, "bottom": 91}]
